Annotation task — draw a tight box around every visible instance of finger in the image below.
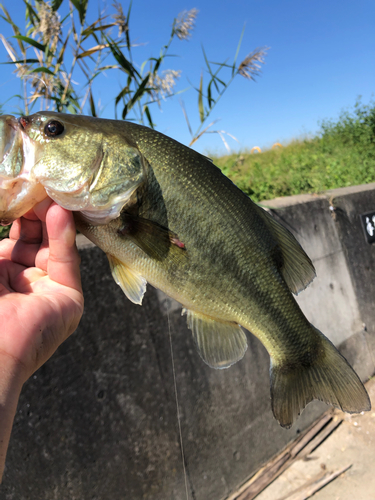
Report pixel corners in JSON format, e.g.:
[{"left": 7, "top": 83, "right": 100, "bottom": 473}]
[
  {"left": 22, "top": 208, "right": 40, "bottom": 221},
  {"left": 0, "top": 258, "right": 26, "bottom": 295},
  {"left": 23, "top": 198, "right": 54, "bottom": 272},
  {"left": 32, "top": 197, "right": 54, "bottom": 223},
  {"left": 45, "top": 203, "right": 82, "bottom": 293},
  {"left": 9, "top": 217, "right": 43, "bottom": 268},
  {"left": 0, "top": 237, "right": 16, "bottom": 261},
  {"left": 2, "top": 266, "right": 46, "bottom": 295},
  {"left": 11, "top": 267, "right": 47, "bottom": 292},
  {"left": 8, "top": 218, "right": 22, "bottom": 240},
  {"left": 0, "top": 218, "right": 21, "bottom": 260},
  {"left": 8, "top": 202, "right": 50, "bottom": 267},
  {"left": 33, "top": 216, "right": 49, "bottom": 273}
]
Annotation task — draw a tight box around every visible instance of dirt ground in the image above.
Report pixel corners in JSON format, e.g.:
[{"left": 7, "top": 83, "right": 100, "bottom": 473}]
[{"left": 255, "top": 378, "right": 375, "bottom": 500}]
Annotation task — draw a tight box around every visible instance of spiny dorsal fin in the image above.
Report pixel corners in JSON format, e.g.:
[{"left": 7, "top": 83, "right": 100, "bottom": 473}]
[
  {"left": 183, "top": 309, "right": 248, "bottom": 369},
  {"left": 107, "top": 254, "right": 147, "bottom": 305},
  {"left": 119, "top": 213, "right": 188, "bottom": 265},
  {"left": 270, "top": 325, "right": 371, "bottom": 428},
  {"left": 256, "top": 205, "right": 316, "bottom": 294}
]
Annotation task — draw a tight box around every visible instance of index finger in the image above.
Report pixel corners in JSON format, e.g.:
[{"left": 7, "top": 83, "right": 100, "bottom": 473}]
[{"left": 7, "top": 198, "right": 53, "bottom": 268}]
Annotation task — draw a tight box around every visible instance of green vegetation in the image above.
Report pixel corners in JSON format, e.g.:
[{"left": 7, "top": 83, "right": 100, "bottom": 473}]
[
  {"left": 213, "top": 99, "right": 375, "bottom": 202},
  {"left": 0, "top": 0, "right": 267, "bottom": 239},
  {"left": 0, "top": 3, "right": 373, "bottom": 230},
  {"left": 0, "top": 226, "right": 9, "bottom": 238},
  {"left": 0, "top": 0, "right": 266, "bottom": 147}
]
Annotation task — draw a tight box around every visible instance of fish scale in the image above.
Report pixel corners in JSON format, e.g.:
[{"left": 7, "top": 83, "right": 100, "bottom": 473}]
[
  {"left": 125, "top": 124, "right": 308, "bottom": 338},
  {"left": 0, "top": 111, "right": 370, "bottom": 428}
]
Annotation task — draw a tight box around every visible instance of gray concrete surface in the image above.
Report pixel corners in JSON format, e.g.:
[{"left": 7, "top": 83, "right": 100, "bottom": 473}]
[
  {"left": 256, "top": 378, "right": 375, "bottom": 500},
  {"left": 1, "top": 183, "right": 375, "bottom": 500}
]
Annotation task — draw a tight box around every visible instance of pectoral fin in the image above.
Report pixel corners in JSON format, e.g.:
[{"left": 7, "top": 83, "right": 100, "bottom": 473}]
[
  {"left": 256, "top": 205, "right": 316, "bottom": 294},
  {"left": 183, "top": 309, "right": 248, "bottom": 369},
  {"left": 118, "top": 213, "right": 188, "bottom": 265},
  {"left": 107, "top": 254, "right": 147, "bottom": 305}
]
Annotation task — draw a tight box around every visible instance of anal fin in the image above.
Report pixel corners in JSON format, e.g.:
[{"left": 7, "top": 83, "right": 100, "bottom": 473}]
[
  {"left": 107, "top": 254, "right": 147, "bottom": 305},
  {"left": 183, "top": 309, "right": 248, "bottom": 369}
]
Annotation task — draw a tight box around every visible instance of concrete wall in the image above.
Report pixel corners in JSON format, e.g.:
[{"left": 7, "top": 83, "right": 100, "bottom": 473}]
[{"left": 2, "top": 184, "right": 375, "bottom": 500}]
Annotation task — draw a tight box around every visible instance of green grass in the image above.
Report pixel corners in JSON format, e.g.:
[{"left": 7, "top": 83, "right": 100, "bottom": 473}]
[{"left": 212, "top": 99, "right": 375, "bottom": 202}]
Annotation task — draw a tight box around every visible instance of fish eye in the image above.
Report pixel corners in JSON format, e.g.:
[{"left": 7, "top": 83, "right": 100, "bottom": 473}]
[{"left": 45, "top": 120, "right": 64, "bottom": 137}]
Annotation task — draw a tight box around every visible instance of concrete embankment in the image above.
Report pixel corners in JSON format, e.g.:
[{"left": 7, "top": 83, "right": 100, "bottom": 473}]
[{"left": 2, "top": 183, "right": 375, "bottom": 500}]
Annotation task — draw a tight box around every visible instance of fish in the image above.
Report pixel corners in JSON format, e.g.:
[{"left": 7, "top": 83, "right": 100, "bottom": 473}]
[{"left": 0, "top": 111, "right": 370, "bottom": 428}]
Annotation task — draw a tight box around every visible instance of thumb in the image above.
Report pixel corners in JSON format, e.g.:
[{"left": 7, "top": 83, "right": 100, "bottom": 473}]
[{"left": 45, "top": 203, "right": 82, "bottom": 293}]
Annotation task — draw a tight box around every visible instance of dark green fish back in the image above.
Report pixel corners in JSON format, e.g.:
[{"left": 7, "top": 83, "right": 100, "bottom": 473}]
[{"left": 123, "top": 122, "right": 314, "bottom": 292}]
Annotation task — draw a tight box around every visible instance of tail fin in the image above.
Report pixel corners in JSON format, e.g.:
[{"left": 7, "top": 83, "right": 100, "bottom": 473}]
[{"left": 270, "top": 326, "right": 371, "bottom": 428}]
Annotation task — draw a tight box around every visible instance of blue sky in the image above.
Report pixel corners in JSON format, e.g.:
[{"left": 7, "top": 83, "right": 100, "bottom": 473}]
[{"left": 0, "top": 0, "right": 374, "bottom": 155}]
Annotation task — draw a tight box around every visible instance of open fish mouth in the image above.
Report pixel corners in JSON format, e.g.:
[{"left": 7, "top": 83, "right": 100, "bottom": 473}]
[
  {"left": 0, "top": 115, "right": 23, "bottom": 176},
  {"left": 0, "top": 116, "right": 24, "bottom": 224},
  {"left": 0, "top": 114, "right": 48, "bottom": 225}
]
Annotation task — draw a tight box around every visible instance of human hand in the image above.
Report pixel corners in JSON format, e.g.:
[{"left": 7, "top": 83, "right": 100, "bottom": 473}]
[{"left": 0, "top": 198, "right": 84, "bottom": 481}]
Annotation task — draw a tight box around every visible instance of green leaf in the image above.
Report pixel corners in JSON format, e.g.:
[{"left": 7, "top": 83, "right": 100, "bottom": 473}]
[
  {"left": 207, "top": 81, "right": 213, "bottom": 108},
  {"left": 232, "top": 24, "right": 245, "bottom": 76},
  {"left": 153, "top": 58, "right": 162, "bottom": 74},
  {"left": 104, "top": 35, "right": 140, "bottom": 78},
  {"left": 82, "top": 24, "right": 116, "bottom": 39},
  {"left": 212, "top": 72, "right": 227, "bottom": 88},
  {"left": 0, "top": 4, "right": 25, "bottom": 53},
  {"left": 71, "top": 0, "right": 88, "bottom": 25},
  {"left": 77, "top": 46, "right": 105, "bottom": 59},
  {"left": 23, "top": 0, "right": 40, "bottom": 26},
  {"left": 13, "top": 35, "right": 45, "bottom": 52},
  {"left": 140, "top": 59, "right": 148, "bottom": 74},
  {"left": 98, "top": 64, "right": 119, "bottom": 71},
  {"left": 1, "top": 58, "right": 40, "bottom": 64},
  {"left": 125, "top": 1, "right": 132, "bottom": 51},
  {"left": 115, "top": 86, "right": 130, "bottom": 106},
  {"left": 29, "top": 67, "right": 55, "bottom": 75},
  {"left": 128, "top": 75, "right": 150, "bottom": 109},
  {"left": 198, "top": 73, "right": 204, "bottom": 123},
  {"left": 89, "top": 89, "right": 97, "bottom": 117},
  {"left": 122, "top": 103, "right": 129, "bottom": 120},
  {"left": 52, "top": 0, "right": 64, "bottom": 11},
  {"left": 201, "top": 46, "right": 224, "bottom": 93},
  {"left": 202, "top": 45, "right": 213, "bottom": 77},
  {"left": 144, "top": 105, "right": 154, "bottom": 128},
  {"left": 56, "top": 33, "right": 69, "bottom": 67}
]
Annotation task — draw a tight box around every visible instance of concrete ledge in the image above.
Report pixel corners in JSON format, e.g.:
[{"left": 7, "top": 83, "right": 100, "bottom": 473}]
[{"left": 2, "top": 184, "right": 375, "bottom": 500}]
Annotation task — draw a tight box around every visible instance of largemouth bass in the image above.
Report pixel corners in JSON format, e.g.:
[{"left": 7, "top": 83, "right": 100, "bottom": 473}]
[{"left": 0, "top": 112, "right": 370, "bottom": 427}]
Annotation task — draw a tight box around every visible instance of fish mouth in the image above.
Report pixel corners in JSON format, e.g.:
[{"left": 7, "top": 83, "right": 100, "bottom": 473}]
[
  {"left": 0, "top": 115, "right": 26, "bottom": 224},
  {"left": 0, "top": 218, "right": 14, "bottom": 226},
  {"left": 0, "top": 115, "right": 23, "bottom": 176}
]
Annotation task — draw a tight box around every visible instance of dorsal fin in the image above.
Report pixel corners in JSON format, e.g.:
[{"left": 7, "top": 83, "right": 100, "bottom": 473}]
[
  {"left": 183, "top": 309, "right": 248, "bottom": 369},
  {"left": 256, "top": 205, "right": 316, "bottom": 294}
]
